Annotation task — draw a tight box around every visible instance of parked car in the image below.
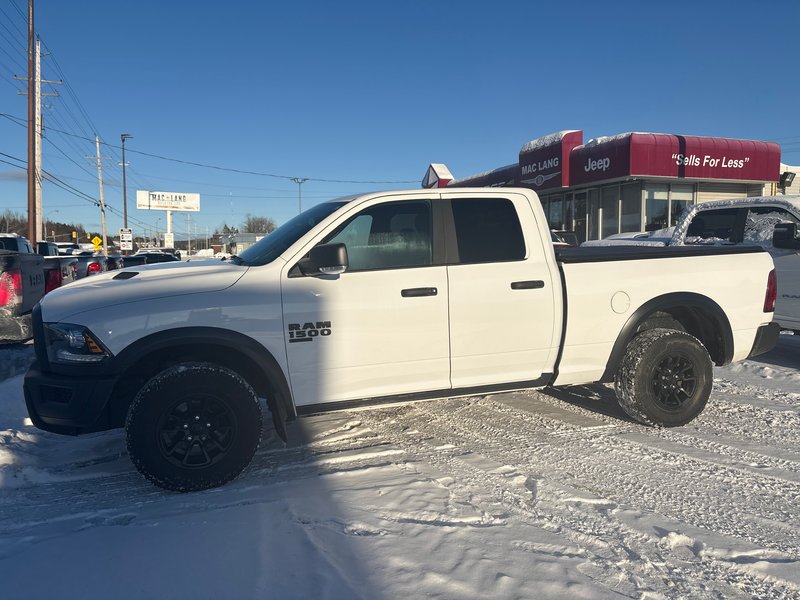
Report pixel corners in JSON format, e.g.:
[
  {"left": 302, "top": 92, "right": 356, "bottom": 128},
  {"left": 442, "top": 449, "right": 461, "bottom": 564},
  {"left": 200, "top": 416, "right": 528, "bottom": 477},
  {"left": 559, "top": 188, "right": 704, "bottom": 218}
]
[
  {"left": 1, "top": 249, "right": 43, "bottom": 342},
  {"left": 36, "top": 241, "right": 79, "bottom": 290},
  {"left": 70, "top": 251, "right": 108, "bottom": 278},
  {"left": 25, "top": 187, "right": 777, "bottom": 491},
  {"left": 106, "top": 255, "right": 125, "bottom": 270},
  {"left": 55, "top": 242, "right": 80, "bottom": 255},
  {"left": 122, "top": 252, "right": 180, "bottom": 267},
  {"left": 1, "top": 233, "right": 76, "bottom": 342}
]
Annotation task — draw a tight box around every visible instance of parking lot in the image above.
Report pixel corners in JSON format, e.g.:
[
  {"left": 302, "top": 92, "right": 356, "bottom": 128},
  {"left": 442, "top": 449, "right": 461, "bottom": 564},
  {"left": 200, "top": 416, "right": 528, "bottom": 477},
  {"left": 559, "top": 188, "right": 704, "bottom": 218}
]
[{"left": 0, "top": 334, "right": 798, "bottom": 598}]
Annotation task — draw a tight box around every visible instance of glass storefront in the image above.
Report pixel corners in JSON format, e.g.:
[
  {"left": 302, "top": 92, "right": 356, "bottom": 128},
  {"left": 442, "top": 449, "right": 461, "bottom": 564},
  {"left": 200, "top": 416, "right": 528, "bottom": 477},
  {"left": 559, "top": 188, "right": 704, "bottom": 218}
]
[
  {"left": 670, "top": 184, "right": 693, "bottom": 225},
  {"left": 621, "top": 182, "right": 643, "bottom": 233},
  {"left": 540, "top": 181, "right": 697, "bottom": 240},
  {"left": 645, "top": 184, "right": 670, "bottom": 231},
  {"left": 601, "top": 186, "right": 619, "bottom": 238}
]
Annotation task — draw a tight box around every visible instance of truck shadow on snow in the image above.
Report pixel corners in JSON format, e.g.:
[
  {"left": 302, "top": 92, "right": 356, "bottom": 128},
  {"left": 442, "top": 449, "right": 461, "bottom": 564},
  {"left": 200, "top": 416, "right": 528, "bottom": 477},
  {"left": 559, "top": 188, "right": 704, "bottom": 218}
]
[
  {"left": 747, "top": 333, "right": 800, "bottom": 370},
  {"left": 539, "top": 384, "right": 639, "bottom": 424}
]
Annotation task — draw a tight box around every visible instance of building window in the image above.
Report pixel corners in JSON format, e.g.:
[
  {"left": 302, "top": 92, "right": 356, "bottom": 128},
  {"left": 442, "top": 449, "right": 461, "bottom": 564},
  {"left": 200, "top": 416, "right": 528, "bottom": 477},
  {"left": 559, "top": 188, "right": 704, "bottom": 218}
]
[
  {"left": 573, "top": 192, "right": 588, "bottom": 243},
  {"left": 669, "top": 184, "right": 694, "bottom": 226},
  {"left": 601, "top": 185, "right": 620, "bottom": 238},
  {"left": 587, "top": 189, "right": 600, "bottom": 240},
  {"left": 621, "top": 183, "right": 642, "bottom": 232},
  {"left": 549, "top": 194, "right": 564, "bottom": 230},
  {"left": 645, "top": 184, "right": 670, "bottom": 231},
  {"left": 564, "top": 193, "right": 574, "bottom": 233}
]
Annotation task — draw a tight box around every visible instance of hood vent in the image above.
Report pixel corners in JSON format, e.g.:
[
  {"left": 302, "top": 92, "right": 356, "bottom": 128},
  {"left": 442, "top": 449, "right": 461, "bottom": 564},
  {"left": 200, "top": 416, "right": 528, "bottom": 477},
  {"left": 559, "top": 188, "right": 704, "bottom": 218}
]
[{"left": 113, "top": 271, "right": 139, "bottom": 280}]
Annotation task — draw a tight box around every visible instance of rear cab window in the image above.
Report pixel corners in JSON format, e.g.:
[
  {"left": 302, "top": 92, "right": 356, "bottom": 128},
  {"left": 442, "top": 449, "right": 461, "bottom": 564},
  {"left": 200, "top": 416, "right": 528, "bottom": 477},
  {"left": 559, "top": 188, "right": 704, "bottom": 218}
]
[{"left": 450, "top": 198, "right": 526, "bottom": 264}]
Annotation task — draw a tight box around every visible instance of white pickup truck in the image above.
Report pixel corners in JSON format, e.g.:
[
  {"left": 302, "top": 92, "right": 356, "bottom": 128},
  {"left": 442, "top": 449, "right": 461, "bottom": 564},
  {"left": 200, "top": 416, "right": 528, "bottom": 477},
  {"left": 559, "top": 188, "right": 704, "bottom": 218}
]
[
  {"left": 24, "top": 188, "right": 779, "bottom": 491},
  {"left": 585, "top": 196, "right": 800, "bottom": 333}
]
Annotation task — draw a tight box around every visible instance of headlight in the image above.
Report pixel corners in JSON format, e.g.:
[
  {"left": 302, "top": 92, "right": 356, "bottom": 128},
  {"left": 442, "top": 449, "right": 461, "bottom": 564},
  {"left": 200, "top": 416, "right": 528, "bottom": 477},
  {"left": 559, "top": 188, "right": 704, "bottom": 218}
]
[{"left": 43, "top": 323, "right": 112, "bottom": 365}]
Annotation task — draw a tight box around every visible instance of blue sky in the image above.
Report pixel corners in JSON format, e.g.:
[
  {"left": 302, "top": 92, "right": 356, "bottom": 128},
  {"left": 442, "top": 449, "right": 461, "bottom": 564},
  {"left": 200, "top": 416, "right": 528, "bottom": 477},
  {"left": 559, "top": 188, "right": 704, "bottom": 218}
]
[{"left": 1, "top": 0, "right": 798, "bottom": 240}]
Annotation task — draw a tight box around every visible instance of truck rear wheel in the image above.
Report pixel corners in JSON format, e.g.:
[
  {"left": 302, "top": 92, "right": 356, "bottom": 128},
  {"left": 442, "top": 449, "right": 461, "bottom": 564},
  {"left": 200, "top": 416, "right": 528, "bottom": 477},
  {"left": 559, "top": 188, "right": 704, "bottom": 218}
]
[
  {"left": 125, "top": 362, "right": 262, "bottom": 492},
  {"left": 614, "top": 328, "right": 712, "bottom": 427}
]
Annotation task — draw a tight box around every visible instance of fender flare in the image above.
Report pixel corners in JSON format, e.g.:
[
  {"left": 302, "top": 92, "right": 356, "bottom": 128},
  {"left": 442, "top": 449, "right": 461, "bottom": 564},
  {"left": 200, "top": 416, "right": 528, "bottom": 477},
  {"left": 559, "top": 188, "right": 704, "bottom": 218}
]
[
  {"left": 600, "top": 292, "right": 734, "bottom": 383},
  {"left": 110, "top": 327, "right": 295, "bottom": 437}
]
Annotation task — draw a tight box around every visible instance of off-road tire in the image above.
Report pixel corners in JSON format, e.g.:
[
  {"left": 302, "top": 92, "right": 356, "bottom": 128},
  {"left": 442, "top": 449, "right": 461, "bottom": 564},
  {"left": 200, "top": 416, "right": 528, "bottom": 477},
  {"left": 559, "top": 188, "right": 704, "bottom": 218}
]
[
  {"left": 126, "top": 362, "right": 262, "bottom": 492},
  {"left": 614, "top": 328, "right": 712, "bottom": 427}
]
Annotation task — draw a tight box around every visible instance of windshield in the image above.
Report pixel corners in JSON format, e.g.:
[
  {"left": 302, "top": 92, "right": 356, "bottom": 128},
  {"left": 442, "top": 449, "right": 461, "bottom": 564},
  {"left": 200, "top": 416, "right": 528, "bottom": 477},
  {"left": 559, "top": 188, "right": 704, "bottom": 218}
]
[{"left": 236, "top": 201, "right": 347, "bottom": 266}]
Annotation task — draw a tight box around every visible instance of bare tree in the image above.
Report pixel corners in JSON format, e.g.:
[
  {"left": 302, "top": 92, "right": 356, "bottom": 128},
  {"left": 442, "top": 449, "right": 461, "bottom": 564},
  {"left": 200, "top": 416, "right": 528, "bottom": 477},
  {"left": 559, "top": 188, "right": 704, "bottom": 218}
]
[{"left": 241, "top": 214, "right": 276, "bottom": 234}]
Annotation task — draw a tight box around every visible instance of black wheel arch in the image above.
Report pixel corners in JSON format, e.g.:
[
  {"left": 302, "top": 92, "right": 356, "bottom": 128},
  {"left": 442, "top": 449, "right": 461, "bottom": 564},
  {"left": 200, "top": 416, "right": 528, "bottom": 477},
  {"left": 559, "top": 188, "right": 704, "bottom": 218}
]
[
  {"left": 600, "top": 292, "right": 733, "bottom": 383},
  {"left": 107, "top": 327, "right": 294, "bottom": 440}
]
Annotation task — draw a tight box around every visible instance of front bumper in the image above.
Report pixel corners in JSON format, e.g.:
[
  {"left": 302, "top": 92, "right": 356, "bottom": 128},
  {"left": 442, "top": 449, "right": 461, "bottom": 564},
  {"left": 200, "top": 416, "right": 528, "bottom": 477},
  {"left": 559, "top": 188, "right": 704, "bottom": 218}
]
[
  {"left": 24, "top": 360, "right": 118, "bottom": 435},
  {"left": 747, "top": 322, "right": 781, "bottom": 359}
]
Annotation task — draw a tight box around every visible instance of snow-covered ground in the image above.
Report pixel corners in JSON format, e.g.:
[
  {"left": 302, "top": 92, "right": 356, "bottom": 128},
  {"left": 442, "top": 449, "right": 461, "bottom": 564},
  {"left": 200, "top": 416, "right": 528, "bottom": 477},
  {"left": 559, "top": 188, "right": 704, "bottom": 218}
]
[{"left": 1, "top": 335, "right": 799, "bottom": 599}]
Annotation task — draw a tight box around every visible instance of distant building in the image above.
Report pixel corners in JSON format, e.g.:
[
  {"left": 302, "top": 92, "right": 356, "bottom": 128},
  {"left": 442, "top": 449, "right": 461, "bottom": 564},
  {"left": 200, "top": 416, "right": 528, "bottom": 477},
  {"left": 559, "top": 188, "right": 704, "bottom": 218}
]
[
  {"left": 225, "top": 232, "right": 265, "bottom": 254},
  {"left": 423, "top": 130, "right": 796, "bottom": 243}
]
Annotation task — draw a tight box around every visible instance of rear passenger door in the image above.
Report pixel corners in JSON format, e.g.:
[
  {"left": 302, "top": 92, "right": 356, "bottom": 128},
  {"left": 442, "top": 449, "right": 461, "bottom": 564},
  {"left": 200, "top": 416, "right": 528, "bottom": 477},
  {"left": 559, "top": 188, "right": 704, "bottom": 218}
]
[{"left": 443, "top": 192, "right": 560, "bottom": 388}]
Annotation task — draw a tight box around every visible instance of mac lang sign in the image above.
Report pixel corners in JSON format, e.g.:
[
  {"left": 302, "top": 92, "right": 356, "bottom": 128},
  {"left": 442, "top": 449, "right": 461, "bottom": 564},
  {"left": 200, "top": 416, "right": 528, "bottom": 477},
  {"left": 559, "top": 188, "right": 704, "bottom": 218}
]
[{"left": 136, "top": 190, "right": 200, "bottom": 212}]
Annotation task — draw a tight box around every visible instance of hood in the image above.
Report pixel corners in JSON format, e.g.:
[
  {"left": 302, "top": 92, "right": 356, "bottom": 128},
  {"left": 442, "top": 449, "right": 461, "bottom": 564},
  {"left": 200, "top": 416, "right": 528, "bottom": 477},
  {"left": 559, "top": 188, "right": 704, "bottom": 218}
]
[{"left": 40, "top": 259, "right": 249, "bottom": 323}]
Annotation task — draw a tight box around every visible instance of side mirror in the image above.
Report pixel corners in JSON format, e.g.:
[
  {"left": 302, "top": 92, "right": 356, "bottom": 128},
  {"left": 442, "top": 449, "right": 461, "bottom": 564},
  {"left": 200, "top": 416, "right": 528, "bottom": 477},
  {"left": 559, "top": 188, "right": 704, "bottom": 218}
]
[
  {"left": 298, "top": 243, "right": 349, "bottom": 276},
  {"left": 773, "top": 222, "right": 800, "bottom": 250}
]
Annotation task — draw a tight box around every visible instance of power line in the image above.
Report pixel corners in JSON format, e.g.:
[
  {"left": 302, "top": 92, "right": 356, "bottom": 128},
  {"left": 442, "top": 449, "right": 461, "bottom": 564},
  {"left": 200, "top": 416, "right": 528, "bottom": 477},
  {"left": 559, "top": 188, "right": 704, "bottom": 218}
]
[
  {"left": 1, "top": 147, "right": 160, "bottom": 232},
  {"left": 0, "top": 4, "right": 25, "bottom": 38},
  {"left": 8, "top": 1, "right": 26, "bottom": 22},
  {"left": 0, "top": 112, "right": 419, "bottom": 184}
]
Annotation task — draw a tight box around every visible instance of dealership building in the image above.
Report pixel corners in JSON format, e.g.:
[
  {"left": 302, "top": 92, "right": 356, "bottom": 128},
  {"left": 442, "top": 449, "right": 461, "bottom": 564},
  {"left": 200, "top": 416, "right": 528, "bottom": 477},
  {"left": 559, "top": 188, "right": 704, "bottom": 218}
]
[{"left": 422, "top": 130, "right": 797, "bottom": 243}]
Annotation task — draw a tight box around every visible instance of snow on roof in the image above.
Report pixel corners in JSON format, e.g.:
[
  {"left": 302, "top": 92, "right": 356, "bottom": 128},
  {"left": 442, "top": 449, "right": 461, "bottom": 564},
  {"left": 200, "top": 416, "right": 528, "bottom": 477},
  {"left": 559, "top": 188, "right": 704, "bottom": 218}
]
[
  {"left": 519, "top": 130, "right": 581, "bottom": 154},
  {"left": 580, "top": 132, "right": 655, "bottom": 148},
  {"left": 449, "top": 163, "right": 517, "bottom": 186}
]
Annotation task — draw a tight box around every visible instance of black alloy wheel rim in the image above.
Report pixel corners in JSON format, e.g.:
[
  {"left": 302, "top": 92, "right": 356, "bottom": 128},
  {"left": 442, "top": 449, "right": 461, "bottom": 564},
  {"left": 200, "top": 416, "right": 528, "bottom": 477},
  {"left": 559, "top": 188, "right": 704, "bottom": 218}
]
[
  {"left": 651, "top": 354, "right": 697, "bottom": 410},
  {"left": 156, "top": 394, "right": 237, "bottom": 469}
]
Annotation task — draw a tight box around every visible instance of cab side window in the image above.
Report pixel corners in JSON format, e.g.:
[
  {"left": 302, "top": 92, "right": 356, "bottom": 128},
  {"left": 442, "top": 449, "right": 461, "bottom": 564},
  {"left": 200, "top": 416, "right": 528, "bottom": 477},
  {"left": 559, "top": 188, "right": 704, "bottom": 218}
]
[
  {"left": 323, "top": 200, "right": 432, "bottom": 271},
  {"left": 745, "top": 207, "right": 800, "bottom": 244},
  {"left": 685, "top": 208, "right": 743, "bottom": 244},
  {"left": 451, "top": 198, "right": 526, "bottom": 263}
]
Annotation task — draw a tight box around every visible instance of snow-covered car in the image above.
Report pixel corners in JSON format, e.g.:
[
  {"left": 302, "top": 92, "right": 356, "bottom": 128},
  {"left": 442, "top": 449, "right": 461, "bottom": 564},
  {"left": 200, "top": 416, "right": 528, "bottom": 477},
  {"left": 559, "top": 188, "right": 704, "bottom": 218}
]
[{"left": 24, "top": 188, "right": 778, "bottom": 491}]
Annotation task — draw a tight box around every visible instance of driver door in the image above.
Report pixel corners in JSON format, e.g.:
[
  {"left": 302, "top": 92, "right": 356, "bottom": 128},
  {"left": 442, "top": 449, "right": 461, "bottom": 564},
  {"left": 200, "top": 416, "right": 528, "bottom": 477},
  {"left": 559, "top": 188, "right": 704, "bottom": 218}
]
[{"left": 281, "top": 196, "right": 451, "bottom": 409}]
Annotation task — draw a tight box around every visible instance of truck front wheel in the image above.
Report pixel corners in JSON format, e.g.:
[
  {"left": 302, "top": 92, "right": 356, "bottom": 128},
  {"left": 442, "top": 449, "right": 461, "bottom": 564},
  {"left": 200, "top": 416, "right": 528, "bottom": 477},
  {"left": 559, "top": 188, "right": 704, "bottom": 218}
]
[
  {"left": 614, "top": 328, "right": 713, "bottom": 427},
  {"left": 125, "top": 362, "right": 262, "bottom": 491}
]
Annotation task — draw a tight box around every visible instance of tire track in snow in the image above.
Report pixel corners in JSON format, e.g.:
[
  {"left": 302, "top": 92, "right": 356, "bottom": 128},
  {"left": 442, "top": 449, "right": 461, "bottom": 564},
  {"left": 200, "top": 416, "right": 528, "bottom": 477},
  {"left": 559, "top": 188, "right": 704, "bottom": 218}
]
[
  {"left": 354, "top": 397, "right": 800, "bottom": 599},
  {"left": 430, "top": 396, "right": 800, "bottom": 556}
]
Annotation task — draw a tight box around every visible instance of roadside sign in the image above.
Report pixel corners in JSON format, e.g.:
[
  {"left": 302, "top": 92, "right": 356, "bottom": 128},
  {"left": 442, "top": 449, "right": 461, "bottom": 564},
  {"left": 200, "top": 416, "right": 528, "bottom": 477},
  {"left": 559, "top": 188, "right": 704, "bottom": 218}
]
[
  {"left": 164, "top": 232, "right": 175, "bottom": 249},
  {"left": 119, "top": 228, "right": 133, "bottom": 251},
  {"left": 136, "top": 190, "right": 200, "bottom": 212}
]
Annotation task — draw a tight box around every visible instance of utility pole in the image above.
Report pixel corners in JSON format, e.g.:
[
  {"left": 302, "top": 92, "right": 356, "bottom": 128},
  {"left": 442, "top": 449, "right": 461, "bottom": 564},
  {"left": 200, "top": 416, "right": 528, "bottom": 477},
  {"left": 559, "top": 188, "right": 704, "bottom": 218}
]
[
  {"left": 26, "top": 0, "right": 35, "bottom": 242},
  {"left": 120, "top": 134, "right": 132, "bottom": 227},
  {"left": 94, "top": 136, "right": 108, "bottom": 254},
  {"left": 186, "top": 213, "right": 191, "bottom": 257},
  {"left": 34, "top": 36, "right": 41, "bottom": 241},
  {"left": 120, "top": 133, "right": 132, "bottom": 255},
  {"left": 18, "top": 36, "right": 62, "bottom": 242},
  {"left": 291, "top": 177, "right": 308, "bottom": 214}
]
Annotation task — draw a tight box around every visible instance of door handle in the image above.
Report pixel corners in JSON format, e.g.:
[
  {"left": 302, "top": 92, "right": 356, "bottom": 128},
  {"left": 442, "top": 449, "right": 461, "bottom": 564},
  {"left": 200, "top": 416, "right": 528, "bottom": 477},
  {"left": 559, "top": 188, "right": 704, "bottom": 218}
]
[
  {"left": 511, "top": 280, "right": 545, "bottom": 290},
  {"left": 401, "top": 287, "right": 438, "bottom": 297}
]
